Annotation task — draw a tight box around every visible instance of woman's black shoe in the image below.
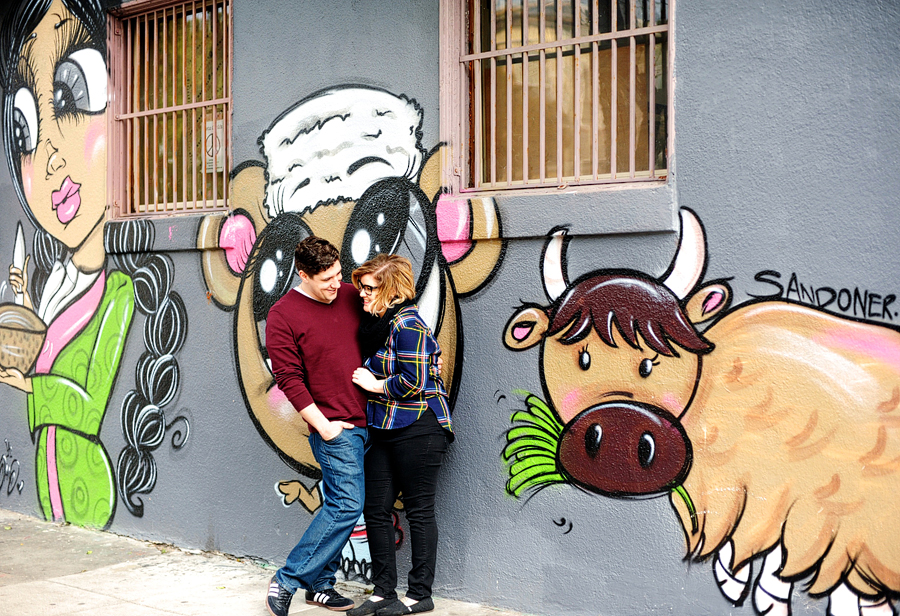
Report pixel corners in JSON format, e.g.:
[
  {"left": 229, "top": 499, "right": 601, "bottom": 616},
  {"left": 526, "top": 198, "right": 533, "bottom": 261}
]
[
  {"left": 376, "top": 597, "right": 434, "bottom": 616},
  {"left": 348, "top": 598, "right": 387, "bottom": 616}
]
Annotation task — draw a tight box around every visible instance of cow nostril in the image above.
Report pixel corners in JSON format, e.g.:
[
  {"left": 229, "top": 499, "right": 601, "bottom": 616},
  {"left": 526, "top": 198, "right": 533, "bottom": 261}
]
[
  {"left": 585, "top": 424, "right": 602, "bottom": 458},
  {"left": 638, "top": 432, "right": 655, "bottom": 468}
]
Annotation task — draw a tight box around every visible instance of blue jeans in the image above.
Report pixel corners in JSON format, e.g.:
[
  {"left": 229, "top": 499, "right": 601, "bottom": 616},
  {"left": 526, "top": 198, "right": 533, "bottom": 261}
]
[{"left": 276, "top": 426, "right": 367, "bottom": 593}]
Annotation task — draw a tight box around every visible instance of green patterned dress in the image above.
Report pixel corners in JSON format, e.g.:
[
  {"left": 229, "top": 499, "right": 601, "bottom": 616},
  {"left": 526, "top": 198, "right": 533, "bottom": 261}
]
[{"left": 28, "top": 270, "right": 134, "bottom": 529}]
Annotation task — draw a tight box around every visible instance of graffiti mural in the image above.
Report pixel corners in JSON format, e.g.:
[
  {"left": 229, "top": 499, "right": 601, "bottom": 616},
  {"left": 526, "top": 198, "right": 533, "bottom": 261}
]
[
  {"left": 0, "top": 0, "right": 189, "bottom": 528},
  {"left": 749, "top": 270, "right": 898, "bottom": 323},
  {"left": 0, "top": 439, "right": 24, "bottom": 496},
  {"left": 198, "top": 84, "right": 503, "bottom": 578},
  {"left": 502, "top": 209, "right": 900, "bottom": 616}
]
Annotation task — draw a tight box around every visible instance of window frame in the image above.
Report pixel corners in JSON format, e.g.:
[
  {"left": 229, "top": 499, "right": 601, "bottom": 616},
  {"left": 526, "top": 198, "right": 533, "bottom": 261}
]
[
  {"left": 107, "top": 0, "right": 233, "bottom": 220},
  {"left": 440, "top": 0, "right": 673, "bottom": 200}
]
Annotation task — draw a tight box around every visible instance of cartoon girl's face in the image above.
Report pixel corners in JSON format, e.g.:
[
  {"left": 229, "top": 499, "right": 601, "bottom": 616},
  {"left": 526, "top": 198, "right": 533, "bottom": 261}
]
[{"left": 11, "top": 0, "right": 107, "bottom": 251}]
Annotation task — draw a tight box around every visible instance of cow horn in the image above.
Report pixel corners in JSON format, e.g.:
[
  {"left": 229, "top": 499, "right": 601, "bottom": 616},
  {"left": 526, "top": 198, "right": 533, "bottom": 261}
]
[
  {"left": 542, "top": 227, "right": 569, "bottom": 302},
  {"left": 660, "top": 209, "right": 706, "bottom": 299}
]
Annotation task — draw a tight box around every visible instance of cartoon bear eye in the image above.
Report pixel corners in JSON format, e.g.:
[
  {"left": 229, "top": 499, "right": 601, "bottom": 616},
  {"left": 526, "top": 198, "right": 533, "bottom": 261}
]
[
  {"left": 53, "top": 48, "right": 107, "bottom": 117},
  {"left": 579, "top": 346, "right": 591, "bottom": 371},
  {"left": 12, "top": 88, "right": 38, "bottom": 155}
]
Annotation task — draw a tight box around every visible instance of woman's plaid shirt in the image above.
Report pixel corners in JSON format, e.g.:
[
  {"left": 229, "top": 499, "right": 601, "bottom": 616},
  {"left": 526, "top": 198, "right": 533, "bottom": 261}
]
[{"left": 363, "top": 306, "right": 452, "bottom": 432}]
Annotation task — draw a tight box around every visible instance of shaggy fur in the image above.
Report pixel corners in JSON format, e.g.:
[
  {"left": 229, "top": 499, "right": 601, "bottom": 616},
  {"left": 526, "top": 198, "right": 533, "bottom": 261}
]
[{"left": 670, "top": 302, "right": 900, "bottom": 598}]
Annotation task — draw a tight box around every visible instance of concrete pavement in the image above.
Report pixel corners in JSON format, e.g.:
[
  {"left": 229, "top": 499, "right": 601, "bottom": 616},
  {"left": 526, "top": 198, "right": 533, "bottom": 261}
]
[{"left": 0, "top": 509, "right": 522, "bottom": 616}]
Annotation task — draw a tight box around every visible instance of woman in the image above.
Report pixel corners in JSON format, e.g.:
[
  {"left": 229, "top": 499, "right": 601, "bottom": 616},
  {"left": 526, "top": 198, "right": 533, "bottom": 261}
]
[
  {"left": 0, "top": 0, "right": 188, "bottom": 527},
  {"left": 350, "top": 254, "right": 452, "bottom": 616}
]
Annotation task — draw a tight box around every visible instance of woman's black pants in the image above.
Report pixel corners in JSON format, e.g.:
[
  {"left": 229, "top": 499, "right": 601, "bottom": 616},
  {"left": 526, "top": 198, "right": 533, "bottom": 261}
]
[{"left": 363, "top": 420, "right": 449, "bottom": 601}]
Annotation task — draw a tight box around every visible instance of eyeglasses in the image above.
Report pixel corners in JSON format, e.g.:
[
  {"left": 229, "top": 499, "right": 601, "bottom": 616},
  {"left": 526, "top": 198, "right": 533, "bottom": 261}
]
[{"left": 359, "top": 284, "right": 379, "bottom": 296}]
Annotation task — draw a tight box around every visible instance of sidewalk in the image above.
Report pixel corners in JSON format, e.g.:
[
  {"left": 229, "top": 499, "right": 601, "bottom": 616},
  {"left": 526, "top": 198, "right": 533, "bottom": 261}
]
[{"left": 0, "top": 509, "right": 521, "bottom": 616}]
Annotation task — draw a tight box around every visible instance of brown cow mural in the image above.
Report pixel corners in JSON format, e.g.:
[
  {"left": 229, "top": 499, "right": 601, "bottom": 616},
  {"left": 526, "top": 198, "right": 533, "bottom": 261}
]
[{"left": 503, "top": 209, "right": 899, "bottom": 616}]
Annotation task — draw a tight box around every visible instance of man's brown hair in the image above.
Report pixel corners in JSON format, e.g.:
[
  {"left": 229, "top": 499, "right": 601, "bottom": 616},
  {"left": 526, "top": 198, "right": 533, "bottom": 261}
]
[{"left": 294, "top": 236, "right": 339, "bottom": 277}]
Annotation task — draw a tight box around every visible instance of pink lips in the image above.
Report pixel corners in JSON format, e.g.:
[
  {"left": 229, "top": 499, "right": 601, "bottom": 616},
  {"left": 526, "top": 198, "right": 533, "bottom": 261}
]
[{"left": 51, "top": 176, "right": 81, "bottom": 224}]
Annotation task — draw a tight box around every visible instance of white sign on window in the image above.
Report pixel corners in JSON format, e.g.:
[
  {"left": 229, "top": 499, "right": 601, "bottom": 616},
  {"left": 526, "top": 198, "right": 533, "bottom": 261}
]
[{"left": 205, "top": 118, "right": 225, "bottom": 173}]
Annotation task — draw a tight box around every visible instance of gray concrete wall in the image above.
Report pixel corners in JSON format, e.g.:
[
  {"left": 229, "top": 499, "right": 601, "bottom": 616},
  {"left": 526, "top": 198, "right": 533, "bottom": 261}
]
[{"left": 0, "top": 1, "right": 897, "bottom": 615}]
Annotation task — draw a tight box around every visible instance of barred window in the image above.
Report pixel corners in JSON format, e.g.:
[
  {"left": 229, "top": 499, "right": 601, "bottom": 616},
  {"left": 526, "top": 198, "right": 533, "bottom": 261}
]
[
  {"left": 108, "top": 0, "right": 231, "bottom": 217},
  {"left": 443, "top": 0, "right": 669, "bottom": 192}
]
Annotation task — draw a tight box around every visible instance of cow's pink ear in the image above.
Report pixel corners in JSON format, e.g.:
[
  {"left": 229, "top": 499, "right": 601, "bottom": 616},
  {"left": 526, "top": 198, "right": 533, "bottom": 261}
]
[
  {"left": 685, "top": 283, "right": 731, "bottom": 323},
  {"left": 503, "top": 307, "right": 549, "bottom": 350}
]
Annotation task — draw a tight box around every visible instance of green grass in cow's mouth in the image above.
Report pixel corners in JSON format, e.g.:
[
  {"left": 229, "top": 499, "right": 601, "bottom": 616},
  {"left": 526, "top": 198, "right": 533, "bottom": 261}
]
[
  {"left": 672, "top": 484, "right": 699, "bottom": 534},
  {"left": 503, "top": 391, "right": 567, "bottom": 497}
]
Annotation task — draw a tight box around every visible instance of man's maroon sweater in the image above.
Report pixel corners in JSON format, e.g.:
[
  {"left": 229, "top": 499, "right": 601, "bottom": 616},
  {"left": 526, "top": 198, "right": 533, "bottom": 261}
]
[{"left": 265, "top": 283, "right": 367, "bottom": 433}]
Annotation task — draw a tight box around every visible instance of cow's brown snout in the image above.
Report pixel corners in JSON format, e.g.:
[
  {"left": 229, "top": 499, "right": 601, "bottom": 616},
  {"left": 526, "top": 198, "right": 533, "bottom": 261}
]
[{"left": 558, "top": 401, "right": 692, "bottom": 497}]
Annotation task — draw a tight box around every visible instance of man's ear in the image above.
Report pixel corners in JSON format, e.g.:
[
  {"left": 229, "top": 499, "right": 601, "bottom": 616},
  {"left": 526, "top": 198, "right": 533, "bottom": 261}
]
[
  {"left": 504, "top": 307, "right": 550, "bottom": 350},
  {"left": 684, "top": 283, "right": 731, "bottom": 324},
  {"left": 297, "top": 269, "right": 310, "bottom": 284}
]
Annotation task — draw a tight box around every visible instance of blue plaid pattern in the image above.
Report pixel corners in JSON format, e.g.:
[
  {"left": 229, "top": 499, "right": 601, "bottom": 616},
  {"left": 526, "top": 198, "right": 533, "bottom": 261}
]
[{"left": 364, "top": 306, "right": 452, "bottom": 432}]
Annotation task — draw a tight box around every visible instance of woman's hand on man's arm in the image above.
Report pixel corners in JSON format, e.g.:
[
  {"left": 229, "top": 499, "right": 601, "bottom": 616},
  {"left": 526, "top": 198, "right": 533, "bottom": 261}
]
[{"left": 352, "top": 367, "right": 385, "bottom": 394}]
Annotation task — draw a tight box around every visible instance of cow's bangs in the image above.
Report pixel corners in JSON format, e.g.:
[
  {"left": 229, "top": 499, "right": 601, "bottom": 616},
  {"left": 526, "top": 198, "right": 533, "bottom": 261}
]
[{"left": 547, "top": 273, "right": 713, "bottom": 357}]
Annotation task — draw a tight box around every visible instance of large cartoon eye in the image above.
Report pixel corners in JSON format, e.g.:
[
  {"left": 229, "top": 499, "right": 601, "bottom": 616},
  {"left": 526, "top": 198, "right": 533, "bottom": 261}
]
[
  {"left": 12, "top": 88, "right": 38, "bottom": 155},
  {"left": 639, "top": 357, "right": 654, "bottom": 378},
  {"left": 53, "top": 48, "right": 107, "bottom": 116},
  {"left": 341, "top": 177, "right": 437, "bottom": 298},
  {"left": 579, "top": 346, "right": 591, "bottom": 371}
]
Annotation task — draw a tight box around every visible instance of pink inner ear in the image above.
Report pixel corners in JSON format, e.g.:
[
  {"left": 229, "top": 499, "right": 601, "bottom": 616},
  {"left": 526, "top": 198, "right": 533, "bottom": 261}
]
[
  {"left": 512, "top": 324, "right": 534, "bottom": 341},
  {"left": 702, "top": 290, "right": 724, "bottom": 315},
  {"left": 219, "top": 214, "right": 257, "bottom": 274},
  {"left": 435, "top": 194, "right": 473, "bottom": 264}
]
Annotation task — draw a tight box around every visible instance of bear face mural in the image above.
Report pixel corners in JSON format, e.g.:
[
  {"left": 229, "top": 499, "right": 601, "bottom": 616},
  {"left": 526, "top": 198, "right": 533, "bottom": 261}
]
[{"left": 198, "top": 85, "right": 504, "bottom": 514}]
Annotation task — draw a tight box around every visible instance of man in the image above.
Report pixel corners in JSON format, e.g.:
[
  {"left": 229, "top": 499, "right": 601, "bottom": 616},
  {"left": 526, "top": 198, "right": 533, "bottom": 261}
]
[{"left": 264, "top": 236, "right": 368, "bottom": 615}]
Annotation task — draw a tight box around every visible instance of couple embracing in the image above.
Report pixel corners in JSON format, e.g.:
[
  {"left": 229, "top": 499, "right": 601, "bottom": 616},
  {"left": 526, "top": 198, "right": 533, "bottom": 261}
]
[{"left": 264, "top": 237, "right": 452, "bottom": 616}]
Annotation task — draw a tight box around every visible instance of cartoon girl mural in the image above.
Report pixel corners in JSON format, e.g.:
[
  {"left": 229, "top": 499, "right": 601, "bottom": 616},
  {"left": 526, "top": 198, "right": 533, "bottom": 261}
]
[{"left": 0, "top": 0, "right": 189, "bottom": 528}]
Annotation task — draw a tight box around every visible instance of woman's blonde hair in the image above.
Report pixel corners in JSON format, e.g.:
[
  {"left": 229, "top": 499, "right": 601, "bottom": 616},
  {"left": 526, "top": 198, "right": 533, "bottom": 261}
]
[{"left": 352, "top": 254, "right": 416, "bottom": 317}]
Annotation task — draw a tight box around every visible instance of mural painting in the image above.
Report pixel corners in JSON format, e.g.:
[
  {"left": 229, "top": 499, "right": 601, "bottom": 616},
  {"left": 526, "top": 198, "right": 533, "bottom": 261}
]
[
  {"left": 503, "top": 209, "right": 900, "bottom": 616},
  {"left": 0, "top": 0, "right": 189, "bottom": 528},
  {"left": 748, "top": 270, "right": 897, "bottom": 323},
  {"left": 197, "top": 85, "right": 504, "bottom": 579},
  {"left": 0, "top": 439, "right": 24, "bottom": 496}
]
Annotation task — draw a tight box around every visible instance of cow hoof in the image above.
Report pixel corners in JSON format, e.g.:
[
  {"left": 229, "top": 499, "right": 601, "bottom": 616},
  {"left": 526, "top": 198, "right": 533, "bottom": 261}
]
[
  {"left": 754, "top": 545, "right": 792, "bottom": 616},
  {"left": 754, "top": 584, "right": 791, "bottom": 616},
  {"left": 827, "top": 583, "right": 896, "bottom": 616},
  {"left": 713, "top": 541, "right": 750, "bottom": 604},
  {"left": 860, "top": 596, "right": 895, "bottom": 616}
]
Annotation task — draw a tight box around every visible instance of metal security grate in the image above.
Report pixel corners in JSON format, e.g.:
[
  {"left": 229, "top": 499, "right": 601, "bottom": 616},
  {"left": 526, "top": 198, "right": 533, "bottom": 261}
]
[
  {"left": 109, "top": 0, "right": 231, "bottom": 217},
  {"left": 461, "top": 0, "right": 669, "bottom": 190}
]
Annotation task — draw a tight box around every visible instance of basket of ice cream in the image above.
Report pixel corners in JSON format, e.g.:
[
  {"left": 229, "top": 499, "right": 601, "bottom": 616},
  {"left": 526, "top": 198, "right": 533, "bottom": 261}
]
[{"left": 0, "top": 304, "right": 46, "bottom": 373}]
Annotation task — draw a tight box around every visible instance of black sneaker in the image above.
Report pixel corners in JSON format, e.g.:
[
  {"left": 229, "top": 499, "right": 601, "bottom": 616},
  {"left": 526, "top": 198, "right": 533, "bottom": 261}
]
[
  {"left": 306, "top": 587, "right": 355, "bottom": 611},
  {"left": 266, "top": 576, "right": 293, "bottom": 616}
]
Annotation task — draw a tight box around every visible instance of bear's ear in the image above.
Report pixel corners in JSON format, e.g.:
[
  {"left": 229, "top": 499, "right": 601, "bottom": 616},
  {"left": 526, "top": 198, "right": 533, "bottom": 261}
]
[
  {"left": 504, "top": 307, "right": 550, "bottom": 350},
  {"left": 684, "top": 283, "right": 731, "bottom": 324}
]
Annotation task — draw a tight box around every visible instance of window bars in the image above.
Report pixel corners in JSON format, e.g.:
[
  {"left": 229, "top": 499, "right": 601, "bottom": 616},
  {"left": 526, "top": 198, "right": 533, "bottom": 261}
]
[
  {"left": 461, "top": 0, "right": 668, "bottom": 190},
  {"left": 109, "top": 0, "right": 231, "bottom": 217}
]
